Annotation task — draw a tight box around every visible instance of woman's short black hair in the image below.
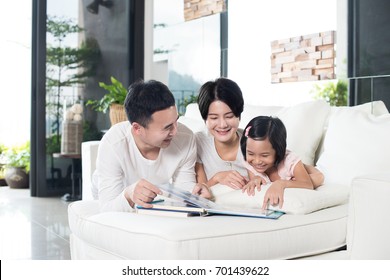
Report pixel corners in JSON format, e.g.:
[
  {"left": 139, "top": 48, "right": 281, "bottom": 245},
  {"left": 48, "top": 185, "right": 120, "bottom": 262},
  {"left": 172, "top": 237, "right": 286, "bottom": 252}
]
[
  {"left": 240, "top": 116, "right": 287, "bottom": 166},
  {"left": 197, "top": 77, "right": 244, "bottom": 120}
]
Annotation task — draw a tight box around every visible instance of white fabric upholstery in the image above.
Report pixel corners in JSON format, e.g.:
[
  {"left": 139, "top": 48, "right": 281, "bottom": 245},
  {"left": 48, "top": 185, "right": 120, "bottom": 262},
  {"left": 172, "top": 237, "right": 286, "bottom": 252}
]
[
  {"left": 347, "top": 174, "right": 390, "bottom": 259},
  {"left": 240, "top": 104, "right": 283, "bottom": 129},
  {"left": 315, "top": 100, "right": 389, "bottom": 162},
  {"left": 81, "top": 141, "right": 100, "bottom": 201},
  {"left": 74, "top": 100, "right": 390, "bottom": 260},
  {"left": 317, "top": 110, "right": 390, "bottom": 187},
  {"left": 211, "top": 183, "right": 349, "bottom": 215},
  {"left": 68, "top": 200, "right": 347, "bottom": 260}
]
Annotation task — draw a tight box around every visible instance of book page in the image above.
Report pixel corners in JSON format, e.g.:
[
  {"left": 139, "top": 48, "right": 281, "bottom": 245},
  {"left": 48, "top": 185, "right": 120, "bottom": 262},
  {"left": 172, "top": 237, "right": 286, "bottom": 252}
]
[{"left": 158, "top": 183, "right": 221, "bottom": 209}]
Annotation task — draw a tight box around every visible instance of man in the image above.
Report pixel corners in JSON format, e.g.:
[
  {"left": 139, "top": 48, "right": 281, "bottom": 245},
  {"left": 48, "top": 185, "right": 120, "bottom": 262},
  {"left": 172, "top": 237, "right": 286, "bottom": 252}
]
[{"left": 95, "top": 79, "right": 210, "bottom": 212}]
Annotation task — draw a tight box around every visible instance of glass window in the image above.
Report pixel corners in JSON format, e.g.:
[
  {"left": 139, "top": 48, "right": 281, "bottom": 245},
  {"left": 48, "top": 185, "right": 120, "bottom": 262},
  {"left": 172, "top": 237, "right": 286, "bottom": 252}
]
[{"left": 153, "top": 0, "right": 222, "bottom": 114}]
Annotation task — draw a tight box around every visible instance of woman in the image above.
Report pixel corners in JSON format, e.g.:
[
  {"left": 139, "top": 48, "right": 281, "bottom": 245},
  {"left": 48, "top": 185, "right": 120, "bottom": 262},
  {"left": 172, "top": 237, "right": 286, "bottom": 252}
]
[{"left": 195, "top": 78, "right": 248, "bottom": 190}]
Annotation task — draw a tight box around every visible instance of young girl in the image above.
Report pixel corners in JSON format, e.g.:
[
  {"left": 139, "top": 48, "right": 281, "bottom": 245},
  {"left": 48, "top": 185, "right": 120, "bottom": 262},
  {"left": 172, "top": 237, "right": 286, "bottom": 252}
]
[{"left": 240, "top": 116, "right": 324, "bottom": 210}]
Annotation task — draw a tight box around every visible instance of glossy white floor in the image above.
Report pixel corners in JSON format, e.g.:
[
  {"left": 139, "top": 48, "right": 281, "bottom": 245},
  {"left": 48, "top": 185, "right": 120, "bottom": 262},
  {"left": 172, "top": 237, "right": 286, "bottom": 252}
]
[{"left": 0, "top": 186, "right": 71, "bottom": 260}]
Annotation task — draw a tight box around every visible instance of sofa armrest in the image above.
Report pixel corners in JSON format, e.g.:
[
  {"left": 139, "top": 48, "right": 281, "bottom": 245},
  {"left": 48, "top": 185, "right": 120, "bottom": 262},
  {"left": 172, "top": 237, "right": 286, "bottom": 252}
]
[
  {"left": 81, "top": 141, "right": 100, "bottom": 201},
  {"left": 347, "top": 174, "right": 390, "bottom": 259}
]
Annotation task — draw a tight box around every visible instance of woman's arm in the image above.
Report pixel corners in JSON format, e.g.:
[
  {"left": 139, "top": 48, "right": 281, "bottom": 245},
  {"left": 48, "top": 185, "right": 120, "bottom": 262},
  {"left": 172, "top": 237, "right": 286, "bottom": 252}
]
[{"left": 195, "top": 162, "right": 247, "bottom": 189}]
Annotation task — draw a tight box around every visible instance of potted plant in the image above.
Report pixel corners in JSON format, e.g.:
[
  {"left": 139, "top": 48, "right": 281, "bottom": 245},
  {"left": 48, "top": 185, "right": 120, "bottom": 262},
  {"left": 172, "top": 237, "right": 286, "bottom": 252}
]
[
  {"left": 3, "top": 141, "right": 30, "bottom": 188},
  {"left": 86, "top": 76, "right": 128, "bottom": 125},
  {"left": 311, "top": 80, "right": 348, "bottom": 106}
]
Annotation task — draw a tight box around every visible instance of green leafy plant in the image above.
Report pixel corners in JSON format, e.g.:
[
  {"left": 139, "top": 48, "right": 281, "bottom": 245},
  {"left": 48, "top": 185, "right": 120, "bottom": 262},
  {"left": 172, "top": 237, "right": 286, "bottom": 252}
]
[
  {"left": 311, "top": 80, "right": 348, "bottom": 106},
  {"left": 0, "top": 143, "right": 6, "bottom": 179},
  {"left": 0, "top": 167, "right": 5, "bottom": 180},
  {"left": 178, "top": 93, "right": 198, "bottom": 116},
  {"left": 86, "top": 76, "right": 128, "bottom": 113},
  {"left": 4, "top": 141, "right": 31, "bottom": 173},
  {"left": 46, "top": 15, "right": 100, "bottom": 138},
  {"left": 0, "top": 143, "right": 6, "bottom": 160}
]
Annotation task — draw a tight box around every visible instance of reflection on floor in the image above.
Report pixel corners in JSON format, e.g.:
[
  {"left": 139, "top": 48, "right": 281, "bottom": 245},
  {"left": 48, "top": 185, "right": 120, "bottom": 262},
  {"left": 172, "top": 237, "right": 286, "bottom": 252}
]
[{"left": 0, "top": 186, "right": 71, "bottom": 260}]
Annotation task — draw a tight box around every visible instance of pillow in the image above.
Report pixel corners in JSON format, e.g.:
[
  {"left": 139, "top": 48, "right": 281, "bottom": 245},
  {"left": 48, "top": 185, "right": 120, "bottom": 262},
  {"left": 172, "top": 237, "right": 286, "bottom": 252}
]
[
  {"left": 315, "top": 101, "right": 389, "bottom": 162},
  {"left": 178, "top": 116, "right": 206, "bottom": 133},
  {"left": 277, "top": 100, "right": 330, "bottom": 165},
  {"left": 324, "top": 100, "right": 389, "bottom": 128},
  {"left": 239, "top": 104, "right": 284, "bottom": 130},
  {"left": 316, "top": 109, "right": 390, "bottom": 187},
  {"left": 330, "top": 100, "right": 389, "bottom": 118},
  {"left": 211, "top": 183, "right": 349, "bottom": 215},
  {"left": 184, "top": 103, "right": 203, "bottom": 120}
]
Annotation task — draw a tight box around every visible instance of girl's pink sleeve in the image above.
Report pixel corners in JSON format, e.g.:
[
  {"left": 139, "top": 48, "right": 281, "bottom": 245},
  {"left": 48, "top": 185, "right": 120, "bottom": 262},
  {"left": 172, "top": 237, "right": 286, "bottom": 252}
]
[{"left": 280, "top": 150, "right": 301, "bottom": 179}]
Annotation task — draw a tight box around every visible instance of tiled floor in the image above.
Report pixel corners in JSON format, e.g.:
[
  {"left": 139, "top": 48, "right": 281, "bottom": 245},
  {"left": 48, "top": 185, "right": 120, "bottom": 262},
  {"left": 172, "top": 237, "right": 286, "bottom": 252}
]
[{"left": 0, "top": 186, "right": 71, "bottom": 260}]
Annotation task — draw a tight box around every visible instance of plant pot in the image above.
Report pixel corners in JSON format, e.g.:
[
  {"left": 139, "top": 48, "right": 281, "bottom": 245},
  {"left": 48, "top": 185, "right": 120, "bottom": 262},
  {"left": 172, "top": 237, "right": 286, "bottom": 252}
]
[
  {"left": 0, "top": 178, "right": 7, "bottom": 186},
  {"left": 109, "top": 104, "right": 127, "bottom": 126},
  {"left": 4, "top": 167, "right": 29, "bottom": 188}
]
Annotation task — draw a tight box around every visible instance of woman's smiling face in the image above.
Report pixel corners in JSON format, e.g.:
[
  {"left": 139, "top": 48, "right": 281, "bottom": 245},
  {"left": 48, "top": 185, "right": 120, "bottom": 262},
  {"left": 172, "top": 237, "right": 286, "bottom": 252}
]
[{"left": 205, "top": 100, "right": 240, "bottom": 143}]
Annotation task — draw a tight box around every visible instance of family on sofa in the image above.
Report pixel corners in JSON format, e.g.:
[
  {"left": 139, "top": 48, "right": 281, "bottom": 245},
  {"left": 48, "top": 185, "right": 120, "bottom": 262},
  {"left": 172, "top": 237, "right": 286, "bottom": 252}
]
[
  {"left": 68, "top": 77, "right": 390, "bottom": 259},
  {"left": 94, "top": 77, "right": 323, "bottom": 213}
]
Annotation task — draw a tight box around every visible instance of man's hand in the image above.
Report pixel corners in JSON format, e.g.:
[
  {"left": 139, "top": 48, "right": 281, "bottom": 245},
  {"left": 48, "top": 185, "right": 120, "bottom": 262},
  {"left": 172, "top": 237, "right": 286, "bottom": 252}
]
[
  {"left": 192, "top": 183, "right": 212, "bottom": 199},
  {"left": 125, "top": 179, "right": 162, "bottom": 208}
]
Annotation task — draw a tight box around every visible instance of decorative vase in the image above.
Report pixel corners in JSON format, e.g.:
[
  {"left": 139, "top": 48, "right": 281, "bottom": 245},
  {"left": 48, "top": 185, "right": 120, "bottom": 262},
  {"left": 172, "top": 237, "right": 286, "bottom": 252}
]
[
  {"left": 4, "top": 167, "right": 29, "bottom": 188},
  {"left": 61, "top": 102, "right": 83, "bottom": 154},
  {"left": 109, "top": 104, "right": 127, "bottom": 126},
  {"left": 61, "top": 120, "right": 83, "bottom": 154}
]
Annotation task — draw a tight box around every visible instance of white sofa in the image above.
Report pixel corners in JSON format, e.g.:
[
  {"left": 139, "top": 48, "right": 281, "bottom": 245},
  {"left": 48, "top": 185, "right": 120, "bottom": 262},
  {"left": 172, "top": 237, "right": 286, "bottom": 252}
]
[{"left": 68, "top": 100, "right": 390, "bottom": 259}]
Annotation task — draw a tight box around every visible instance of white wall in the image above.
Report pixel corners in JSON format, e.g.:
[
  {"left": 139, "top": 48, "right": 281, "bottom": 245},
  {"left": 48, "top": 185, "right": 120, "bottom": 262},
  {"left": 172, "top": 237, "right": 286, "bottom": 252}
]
[
  {"left": 0, "top": 1, "right": 32, "bottom": 146},
  {"left": 228, "top": 0, "right": 338, "bottom": 106},
  {"left": 0, "top": 0, "right": 80, "bottom": 146}
]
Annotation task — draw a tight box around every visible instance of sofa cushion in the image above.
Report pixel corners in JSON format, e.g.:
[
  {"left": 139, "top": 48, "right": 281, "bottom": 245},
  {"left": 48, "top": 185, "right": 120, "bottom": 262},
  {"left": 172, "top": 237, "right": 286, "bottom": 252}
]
[
  {"left": 277, "top": 100, "right": 330, "bottom": 165},
  {"left": 348, "top": 174, "right": 390, "bottom": 259},
  {"left": 211, "top": 183, "right": 349, "bottom": 215},
  {"left": 317, "top": 109, "right": 390, "bottom": 187},
  {"left": 184, "top": 103, "right": 203, "bottom": 120},
  {"left": 240, "top": 104, "right": 284, "bottom": 129},
  {"left": 329, "top": 100, "right": 389, "bottom": 120},
  {"left": 68, "top": 200, "right": 348, "bottom": 259},
  {"left": 315, "top": 101, "right": 390, "bottom": 162},
  {"left": 178, "top": 116, "right": 206, "bottom": 133}
]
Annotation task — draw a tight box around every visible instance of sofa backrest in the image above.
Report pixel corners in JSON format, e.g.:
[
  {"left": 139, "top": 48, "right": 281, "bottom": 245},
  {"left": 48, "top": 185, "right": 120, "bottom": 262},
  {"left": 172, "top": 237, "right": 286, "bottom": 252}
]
[
  {"left": 180, "top": 100, "right": 331, "bottom": 166},
  {"left": 316, "top": 102, "right": 390, "bottom": 187},
  {"left": 179, "top": 100, "right": 389, "bottom": 167},
  {"left": 81, "top": 140, "right": 100, "bottom": 200},
  {"left": 315, "top": 100, "right": 390, "bottom": 161},
  {"left": 80, "top": 100, "right": 389, "bottom": 200}
]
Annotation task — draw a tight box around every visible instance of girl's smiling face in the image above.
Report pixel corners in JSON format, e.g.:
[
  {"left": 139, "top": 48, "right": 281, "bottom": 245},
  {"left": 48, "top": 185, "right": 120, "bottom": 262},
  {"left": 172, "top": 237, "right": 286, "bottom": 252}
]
[
  {"left": 205, "top": 100, "right": 240, "bottom": 143},
  {"left": 246, "top": 137, "right": 276, "bottom": 173}
]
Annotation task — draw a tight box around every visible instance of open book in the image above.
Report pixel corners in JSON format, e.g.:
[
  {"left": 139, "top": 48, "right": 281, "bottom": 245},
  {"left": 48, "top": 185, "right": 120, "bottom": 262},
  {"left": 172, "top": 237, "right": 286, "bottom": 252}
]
[{"left": 136, "top": 183, "right": 285, "bottom": 219}]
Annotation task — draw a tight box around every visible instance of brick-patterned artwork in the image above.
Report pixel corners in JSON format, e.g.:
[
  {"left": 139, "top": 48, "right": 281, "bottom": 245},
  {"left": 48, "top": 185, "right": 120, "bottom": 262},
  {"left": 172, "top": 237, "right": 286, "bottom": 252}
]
[
  {"left": 184, "top": 0, "right": 226, "bottom": 21},
  {"left": 271, "top": 31, "right": 336, "bottom": 83}
]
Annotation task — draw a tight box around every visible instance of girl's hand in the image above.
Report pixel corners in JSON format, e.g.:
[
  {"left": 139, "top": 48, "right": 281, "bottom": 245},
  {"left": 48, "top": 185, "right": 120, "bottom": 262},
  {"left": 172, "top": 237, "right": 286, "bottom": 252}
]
[
  {"left": 213, "top": 171, "right": 247, "bottom": 189},
  {"left": 242, "top": 176, "right": 266, "bottom": 196},
  {"left": 262, "top": 181, "right": 286, "bottom": 210}
]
